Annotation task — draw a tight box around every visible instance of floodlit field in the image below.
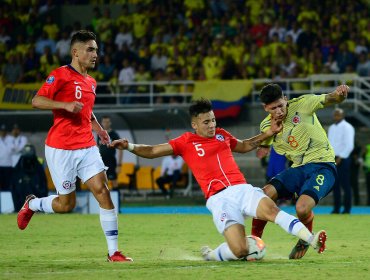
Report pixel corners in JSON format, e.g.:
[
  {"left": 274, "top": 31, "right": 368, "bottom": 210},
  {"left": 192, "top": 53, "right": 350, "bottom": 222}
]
[{"left": 0, "top": 213, "right": 369, "bottom": 280}]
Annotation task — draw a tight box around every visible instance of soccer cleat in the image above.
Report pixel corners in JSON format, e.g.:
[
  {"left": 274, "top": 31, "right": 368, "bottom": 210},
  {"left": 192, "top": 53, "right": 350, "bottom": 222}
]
[
  {"left": 107, "top": 251, "right": 133, "bottom": 262},
  {"left": 17, "top": 194, "right": 36, "bottom": 230},
  {"left": 289, "top": 239, "right": 310, "bottom": 259},
  {"left": 201, "top": 246, "right": 215, "bottom": 261},
  {"left": 311, "top": 230, "right": 327, "bottom": 254}
]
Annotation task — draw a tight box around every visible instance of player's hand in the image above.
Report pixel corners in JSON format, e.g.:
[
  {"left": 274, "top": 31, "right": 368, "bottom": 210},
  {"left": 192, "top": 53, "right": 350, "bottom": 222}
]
[
  {"left": 256, "top": 146, "right": 270, "bottom": 159},
  {"left": 109, "top": 139, "right": 129, "bottom": 150},
  {"left": 97, "top": 130, "right": 111, "bottom": 145},
  {"left": 116, "top": 165, "right": 121, "bottom": 174},
  {"left": 335, "top": 85, "right": 350, "bottom": 99},
  {"left": 270, "top": 117, "right": 283, "bottom": 134},
  {"left": 64, "top": 101, "right": 83, "bottom": 113}
]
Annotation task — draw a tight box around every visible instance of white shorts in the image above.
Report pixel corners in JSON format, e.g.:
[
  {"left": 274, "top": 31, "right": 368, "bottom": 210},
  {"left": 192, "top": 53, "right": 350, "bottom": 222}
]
[
  {"left": 45, "top": 145, "right": 107, "bottom": 195},
  {"left": 206, "top": 184, "right": 267, "bottom": 234}
]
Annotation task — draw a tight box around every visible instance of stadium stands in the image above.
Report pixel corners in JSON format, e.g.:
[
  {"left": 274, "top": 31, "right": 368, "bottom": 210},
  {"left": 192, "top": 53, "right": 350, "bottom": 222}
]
[
  {"left": 0, "top": 0, "right": 368, "bottom": 89},
  {"left": 135, "top": 165, "right": 154, "bottom": 190},
  {"left": 117, "top": 162, "right": 136, "bottom": 188},
  {"left": 1, "top": 0, "right": 370, "bottom": 203}
]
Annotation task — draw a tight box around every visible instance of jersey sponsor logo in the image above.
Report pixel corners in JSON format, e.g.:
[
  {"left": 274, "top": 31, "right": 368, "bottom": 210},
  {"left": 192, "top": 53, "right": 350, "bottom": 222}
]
[
  {"left": 62, "top": 180, "right": 73, "bottom": 190},
  {"left": 216, "top": 134, "right": 225, "bottom": 141},
  {"left": 46, "top": 76, "right": 55, "bottom": 84},
  {"left": 292, "top": 114, "right": 301, "bottom": 124}
]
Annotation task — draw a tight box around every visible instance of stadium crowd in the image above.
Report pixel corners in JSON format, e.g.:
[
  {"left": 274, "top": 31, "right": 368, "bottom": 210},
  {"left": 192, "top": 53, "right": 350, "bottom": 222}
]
[{"left": 0, "top": 0, "right": 369, "bottom": 89}]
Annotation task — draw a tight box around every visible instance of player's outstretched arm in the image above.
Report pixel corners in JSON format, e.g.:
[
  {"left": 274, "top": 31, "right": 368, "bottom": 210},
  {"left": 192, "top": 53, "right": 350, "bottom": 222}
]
[
  {"left": 323, "top": 84, "right": 350, "bottom": 106},
  {"left": 109, "top": 139, "right": 173, "bottom": 159},
  {"left": 233, "top": 118, "right": 282, "bottom": 153},
  {"left": 32, "top": 95, "right": 83, "bottom": 113}
]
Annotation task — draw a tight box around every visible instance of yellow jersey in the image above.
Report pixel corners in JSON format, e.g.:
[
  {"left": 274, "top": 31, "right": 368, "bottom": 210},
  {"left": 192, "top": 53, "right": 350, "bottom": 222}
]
[{"left": 260, "top": 94, "right": 335, "bottom": 167}]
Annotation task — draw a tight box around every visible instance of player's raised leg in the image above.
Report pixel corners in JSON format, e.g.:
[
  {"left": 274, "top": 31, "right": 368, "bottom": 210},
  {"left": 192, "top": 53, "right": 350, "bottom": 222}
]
[
  {"left": 256, "top": 197, "right": 326, "bottom": 254},
  {"left": 17, "top": 193, "right": 70, "bottom": 230}
]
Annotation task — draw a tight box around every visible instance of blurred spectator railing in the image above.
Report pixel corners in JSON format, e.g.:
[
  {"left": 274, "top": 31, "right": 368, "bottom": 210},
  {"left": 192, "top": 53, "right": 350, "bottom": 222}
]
[
  {"left": 94, "top": 80, "right": 194, "bottom": 109},
  {"left": 93, "top": 75, "right": 370, "bottom": 114}
]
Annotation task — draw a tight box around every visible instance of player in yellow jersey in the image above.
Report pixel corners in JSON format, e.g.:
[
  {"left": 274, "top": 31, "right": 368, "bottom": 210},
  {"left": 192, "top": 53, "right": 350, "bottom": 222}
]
[{"left": 251, "top": 83, "right": 349, "bottom": 259}]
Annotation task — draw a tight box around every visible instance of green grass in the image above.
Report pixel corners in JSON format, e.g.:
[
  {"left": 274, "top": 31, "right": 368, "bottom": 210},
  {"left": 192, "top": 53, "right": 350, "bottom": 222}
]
[{"left": 0, "top": 214, "right": 369, "bottom": 280}]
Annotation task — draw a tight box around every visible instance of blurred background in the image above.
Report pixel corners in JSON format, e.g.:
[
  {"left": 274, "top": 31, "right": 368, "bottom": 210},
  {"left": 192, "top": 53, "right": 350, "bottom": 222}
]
[{"left": 0, "top": 0, "right": 369, "bottom": 211}]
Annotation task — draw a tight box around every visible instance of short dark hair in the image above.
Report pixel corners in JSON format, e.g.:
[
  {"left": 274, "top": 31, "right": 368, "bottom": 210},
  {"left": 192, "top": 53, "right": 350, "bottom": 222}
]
[
  {"left": 189, "top": 98, "right": 213, "bottom": 118},
  {"left": 260, "top": 83, "right": 284, "bottom": 104},
  {"left": 70, "top": 30, "right": 96, "bottom": 47}
]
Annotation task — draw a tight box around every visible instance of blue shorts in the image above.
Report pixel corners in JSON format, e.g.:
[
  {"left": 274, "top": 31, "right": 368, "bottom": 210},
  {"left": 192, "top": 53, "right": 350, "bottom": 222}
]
[{"left": 269, "top": 162, "right": 337, "bottom": 204}]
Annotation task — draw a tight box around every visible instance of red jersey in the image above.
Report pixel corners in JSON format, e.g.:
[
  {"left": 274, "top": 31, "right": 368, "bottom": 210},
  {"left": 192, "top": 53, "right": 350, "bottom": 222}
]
[
  {"left": 169, "top": 128, "right": 247, "bottom": 199},
  {"left": 37, "top": 65, "right": 97, "bottom": 150}
]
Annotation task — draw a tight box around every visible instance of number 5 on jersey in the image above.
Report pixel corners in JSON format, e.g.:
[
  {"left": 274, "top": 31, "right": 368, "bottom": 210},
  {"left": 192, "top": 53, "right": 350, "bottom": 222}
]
[{"left": 194, "top": 143, "right": 205, "bottom": 157}]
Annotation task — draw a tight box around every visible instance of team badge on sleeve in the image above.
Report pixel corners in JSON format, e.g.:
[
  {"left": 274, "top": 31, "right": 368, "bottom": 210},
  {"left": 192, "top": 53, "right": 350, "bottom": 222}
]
[
  {"left": 46, "top": 76, "right": 55, "bottom": 84},
  {"left": 216, "top": 134, "right": 225, "bottom": 141},
  {"left": 62, "top": 180, "right": 73, "bottom": 190},
  {"left": 92, "top": 85, "right": 95, "bottom": 93}
]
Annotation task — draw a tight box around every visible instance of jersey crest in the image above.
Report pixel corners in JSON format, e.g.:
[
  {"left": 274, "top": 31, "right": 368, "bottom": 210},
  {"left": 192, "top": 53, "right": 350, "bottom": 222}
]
[
  {"left": 216, "top": 134, "right": 225, "bottom": 141},
  {"left": 46, "top": 76, "right": 55, "bottom": 84},
  {"left": 292, "top": 114, "right": 301, "bottom": 125},
  {"left": 220, "top": 212, "right": 227, "bottom": 222}
]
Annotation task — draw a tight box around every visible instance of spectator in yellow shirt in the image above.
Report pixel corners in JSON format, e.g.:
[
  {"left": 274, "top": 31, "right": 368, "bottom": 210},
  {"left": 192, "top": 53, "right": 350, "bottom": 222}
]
[{"left": 43, "top": 15, "right": 60, "bottom": 41}]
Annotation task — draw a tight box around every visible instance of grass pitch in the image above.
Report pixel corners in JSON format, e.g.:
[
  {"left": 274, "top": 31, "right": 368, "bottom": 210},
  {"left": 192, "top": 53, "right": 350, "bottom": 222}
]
[{"left": 0, "top": 213, "right": 369, "bottom": 280}]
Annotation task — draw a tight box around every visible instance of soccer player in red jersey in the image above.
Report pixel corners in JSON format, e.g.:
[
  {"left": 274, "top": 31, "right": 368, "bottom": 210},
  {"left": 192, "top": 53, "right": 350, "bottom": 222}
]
[
  {"left": 110, "top": 98, "right": 327, "bottom": 261},
  {"left": 17, "top": 30, "right": 132, "bottom": 262}
]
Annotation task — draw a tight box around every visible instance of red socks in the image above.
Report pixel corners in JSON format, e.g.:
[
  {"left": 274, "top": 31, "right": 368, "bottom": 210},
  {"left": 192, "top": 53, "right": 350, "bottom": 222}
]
[
  {"left": 301, "top": 211, "right": 314, "bottom": 232},
  {"left": 251, "top": 218, "right": 268, "bottom": 237}
]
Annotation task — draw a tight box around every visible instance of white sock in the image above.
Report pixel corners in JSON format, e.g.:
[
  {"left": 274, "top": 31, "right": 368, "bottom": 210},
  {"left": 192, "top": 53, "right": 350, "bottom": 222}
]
[
  {"left": 29, "top": 195, "right": 57, "bottom": 213},
  {"left": 100, "top": 207, "right": 118, "bottom": 256},
  {"left": 212, "top": 242, "right": 239, "bottom": 261},
  {"left": 274, "top": 211, "right": 313, "bottom": 243}
]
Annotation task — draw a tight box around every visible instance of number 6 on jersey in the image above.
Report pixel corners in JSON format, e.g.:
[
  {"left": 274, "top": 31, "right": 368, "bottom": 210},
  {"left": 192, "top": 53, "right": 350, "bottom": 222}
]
[{"left": 75, "top": 86, "right": 82, "bottom": 99}]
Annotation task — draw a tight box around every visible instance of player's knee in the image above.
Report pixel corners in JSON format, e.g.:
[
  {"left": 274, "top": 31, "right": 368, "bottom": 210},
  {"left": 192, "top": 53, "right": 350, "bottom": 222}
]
[
  {"left": 267, "top": 204, "right": 281, "bottom": 221},
  {"left": 257, "top": 197, "right": 280, "bottom": 222},
  {"left": 93, "top": 186, "right": 112, "bottom": 204},
  {"left": 262, "top": 184, "right": 278, "bottom": 200},
  {"left": 295, "top": 203, "right": 310, "bottom": 217}
]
